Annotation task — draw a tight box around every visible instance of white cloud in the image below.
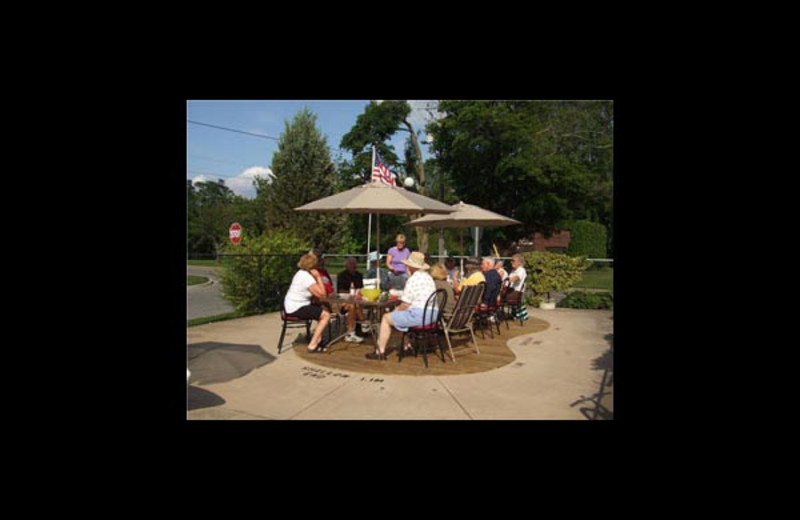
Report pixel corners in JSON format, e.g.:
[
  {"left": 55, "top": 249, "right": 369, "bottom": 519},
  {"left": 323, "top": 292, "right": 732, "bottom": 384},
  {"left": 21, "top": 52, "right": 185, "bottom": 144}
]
[
  {"left": 241, "top": 166, "right": 273, "bottom": 179},
  {"left": 191, "top": 175, "right": 213, "bottom": 186},
  {"left": 190, "top": 167, "right": 272, "bottom": 199},
  {"left": 226, "top": 166, "right": 273, "bottom": 198}
]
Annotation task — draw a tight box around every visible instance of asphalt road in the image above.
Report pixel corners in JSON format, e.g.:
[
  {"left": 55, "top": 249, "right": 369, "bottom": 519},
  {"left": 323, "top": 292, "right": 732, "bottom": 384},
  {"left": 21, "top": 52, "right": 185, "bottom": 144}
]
[{"left": 187, "top": 266, "right": 234, "bottom": 320}]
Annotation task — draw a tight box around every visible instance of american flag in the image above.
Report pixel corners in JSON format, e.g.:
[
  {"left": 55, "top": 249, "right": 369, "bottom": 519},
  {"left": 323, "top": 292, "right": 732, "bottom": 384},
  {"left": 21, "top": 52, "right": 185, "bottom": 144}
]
[{"left": 371, "top": 150, "right": 396, "bottom": 186}]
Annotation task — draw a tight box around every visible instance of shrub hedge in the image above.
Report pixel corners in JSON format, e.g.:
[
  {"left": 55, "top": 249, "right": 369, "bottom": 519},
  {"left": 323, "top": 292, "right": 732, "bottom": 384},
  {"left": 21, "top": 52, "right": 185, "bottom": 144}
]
[
  {"left": 219, "top": 230, "right": 310, "bottom": 314},
  {"left": 565, "top": 220, "right": 608, "bottom": 259},
  {"left": 557, "top": 291, "right": 613, "bottom": 310},
  {"left": 522, "top": 251, "right": 590, "bottom": 302}
]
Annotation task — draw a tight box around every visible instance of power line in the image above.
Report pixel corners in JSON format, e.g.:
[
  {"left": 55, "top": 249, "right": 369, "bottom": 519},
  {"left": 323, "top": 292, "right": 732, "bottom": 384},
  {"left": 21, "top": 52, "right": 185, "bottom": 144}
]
[
  {"left": 187, "top": 119, "right": 347, "bottom": 153},
  {"left": 187, "top": 119, "right": 280, "bottom": 141}
]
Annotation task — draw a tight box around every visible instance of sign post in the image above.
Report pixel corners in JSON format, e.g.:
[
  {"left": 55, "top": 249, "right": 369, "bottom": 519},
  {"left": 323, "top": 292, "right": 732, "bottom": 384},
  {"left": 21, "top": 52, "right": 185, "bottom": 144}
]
[{"left": 229, "top": 222, "right": 242, "bottom": 245}]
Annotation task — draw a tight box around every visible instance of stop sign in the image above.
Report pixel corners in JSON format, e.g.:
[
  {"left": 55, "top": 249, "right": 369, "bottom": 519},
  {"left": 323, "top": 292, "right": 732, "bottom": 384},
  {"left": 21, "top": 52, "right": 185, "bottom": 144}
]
[{"left": 229, "top": 222, "right": 242, "bottom": 245}]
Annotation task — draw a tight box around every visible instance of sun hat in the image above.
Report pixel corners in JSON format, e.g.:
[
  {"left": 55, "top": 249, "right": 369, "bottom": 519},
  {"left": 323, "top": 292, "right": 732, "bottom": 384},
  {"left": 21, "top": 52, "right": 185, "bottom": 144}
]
[{"left": 400, "top": 251, "right": 430, "bottom": 270}]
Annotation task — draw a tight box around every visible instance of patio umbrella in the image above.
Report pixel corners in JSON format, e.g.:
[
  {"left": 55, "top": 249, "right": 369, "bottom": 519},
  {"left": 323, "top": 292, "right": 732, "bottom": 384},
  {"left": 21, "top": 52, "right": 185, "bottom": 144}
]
[
  {"left": 295, "top": 182, "right": 454, "bottom": 281},
  {"left": 408, "top": 201, "right": 521, "bottom": 271}
]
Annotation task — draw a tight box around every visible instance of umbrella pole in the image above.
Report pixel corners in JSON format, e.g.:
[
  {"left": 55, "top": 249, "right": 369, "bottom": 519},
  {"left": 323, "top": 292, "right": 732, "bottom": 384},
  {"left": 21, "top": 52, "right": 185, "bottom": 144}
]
[
  {"left": 366, "top": 213, "right": 372, "bottom": 271},
  {"left": 460, "top": 228, "right": 464, "bottom": 274},
  {"left": 376, "top": 213, "right": 380, "bottom": 287}
]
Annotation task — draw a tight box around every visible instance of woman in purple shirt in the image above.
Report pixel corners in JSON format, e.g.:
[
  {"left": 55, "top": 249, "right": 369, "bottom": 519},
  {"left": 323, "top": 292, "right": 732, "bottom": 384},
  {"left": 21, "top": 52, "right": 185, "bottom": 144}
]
[{"left": 386, "top": 233, "right": 411, "bottom": 289}]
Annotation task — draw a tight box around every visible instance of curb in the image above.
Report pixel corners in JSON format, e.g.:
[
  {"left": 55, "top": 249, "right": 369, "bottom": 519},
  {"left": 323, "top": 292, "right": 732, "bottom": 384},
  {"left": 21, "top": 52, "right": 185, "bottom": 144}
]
[{"left": 188, "top": 278, "right": 214, "bottom": 288}]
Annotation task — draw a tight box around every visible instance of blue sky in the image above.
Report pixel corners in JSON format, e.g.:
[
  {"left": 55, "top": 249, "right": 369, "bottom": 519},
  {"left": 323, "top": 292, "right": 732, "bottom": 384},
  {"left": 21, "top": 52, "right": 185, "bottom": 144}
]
[{"left": 186, "top": 100, "right": 438, "bottom": 198}]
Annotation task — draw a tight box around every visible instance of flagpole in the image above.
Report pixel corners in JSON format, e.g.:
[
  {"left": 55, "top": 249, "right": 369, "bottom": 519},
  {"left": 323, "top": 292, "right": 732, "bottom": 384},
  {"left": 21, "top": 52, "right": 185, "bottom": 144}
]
[
  {"left": 376, "top": 213, "right": 381, "bottom": 288},
  {"left": 366, "top": 145, "right": 376, "bottom": 271},
  {"left": 366, "top": 214, "right": 372, "bottom": 271}
]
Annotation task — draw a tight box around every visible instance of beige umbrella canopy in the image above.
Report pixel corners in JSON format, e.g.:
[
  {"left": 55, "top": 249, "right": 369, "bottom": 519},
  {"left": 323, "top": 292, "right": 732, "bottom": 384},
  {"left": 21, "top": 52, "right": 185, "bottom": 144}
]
[
  {"left": 295, "top": 182, "right": 454, "bottom": 215},
  {"left": 295, "top": 182, "right": 455, "bottom": 281},
  {"left": 408, "top": 201, "right": 521, "bottom": 270},
  {"left": 407, "top": 201, "right": 521, "bottom": 228}
]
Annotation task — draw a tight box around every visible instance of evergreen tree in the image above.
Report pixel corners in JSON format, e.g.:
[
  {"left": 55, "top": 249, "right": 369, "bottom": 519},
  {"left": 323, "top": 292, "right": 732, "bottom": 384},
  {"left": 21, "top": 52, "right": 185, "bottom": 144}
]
[{"left": 264, "top": 107, "right": 345, "bottom": 252}]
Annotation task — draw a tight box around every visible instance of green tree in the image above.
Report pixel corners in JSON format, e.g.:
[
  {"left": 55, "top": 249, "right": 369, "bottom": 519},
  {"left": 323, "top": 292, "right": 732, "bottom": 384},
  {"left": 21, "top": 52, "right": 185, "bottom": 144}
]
[
  {"left": 187, "top": 180, "right": 199, "bottom": 253},
  {"left": 340, "top": 101, "right": 433, "bottom": 253},
  {"left": 188, "top": 179, "right": 235, "bottom": 258},
  {"left": 263, "top": 107, "right": 345, "bottom": 252},
  {"left": 429, "top": 100, "right": 612, "bottom": 251},
  {"left": 229, "top": 194, "right": 265, "bottom": 238}
]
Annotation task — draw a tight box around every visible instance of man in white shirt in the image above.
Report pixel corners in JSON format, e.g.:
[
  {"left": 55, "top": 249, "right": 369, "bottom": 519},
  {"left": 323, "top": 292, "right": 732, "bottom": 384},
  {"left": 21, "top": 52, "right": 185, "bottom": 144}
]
[
  {"left": 366, "top": 251, "right": 436, "bottom": 361},
  {"left": 508, "top": 253, "right": 529, "bottom": 321}
]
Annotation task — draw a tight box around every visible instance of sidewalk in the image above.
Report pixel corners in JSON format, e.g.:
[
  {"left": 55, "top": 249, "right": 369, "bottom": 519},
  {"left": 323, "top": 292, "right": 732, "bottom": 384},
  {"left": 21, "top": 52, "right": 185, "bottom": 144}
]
[{"left": 187, "top": 307, "right": 613, "bottom": 420}]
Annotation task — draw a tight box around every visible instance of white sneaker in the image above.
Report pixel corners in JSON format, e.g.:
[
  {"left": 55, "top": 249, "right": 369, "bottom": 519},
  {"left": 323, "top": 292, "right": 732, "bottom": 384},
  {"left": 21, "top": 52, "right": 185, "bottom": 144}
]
[
  {"left": 345, "top": 332, "right": 364, "bottom": 343},
  {"left": 360, "top": 322, "right": 371, "bottom": 333}
]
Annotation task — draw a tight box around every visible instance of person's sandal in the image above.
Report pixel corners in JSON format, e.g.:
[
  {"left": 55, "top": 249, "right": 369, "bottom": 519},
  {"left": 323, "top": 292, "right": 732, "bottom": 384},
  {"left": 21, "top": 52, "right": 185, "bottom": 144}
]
[{"left": 307, "top": 341, "right": 329, "bottom": 353}]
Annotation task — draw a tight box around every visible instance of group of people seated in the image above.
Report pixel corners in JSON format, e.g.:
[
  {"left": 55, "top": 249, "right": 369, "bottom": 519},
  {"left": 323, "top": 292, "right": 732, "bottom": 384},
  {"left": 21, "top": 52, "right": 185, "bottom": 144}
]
[
  {"left": 285, "top": 250, "right": 375, "bottom": 352},
  {"left": 282, "top": 242, "right": 529, "bottom": 359}
]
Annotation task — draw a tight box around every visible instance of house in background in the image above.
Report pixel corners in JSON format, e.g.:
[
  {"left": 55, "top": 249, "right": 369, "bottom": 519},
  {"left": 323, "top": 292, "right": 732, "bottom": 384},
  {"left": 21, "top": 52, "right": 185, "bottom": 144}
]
[{"left": 517, "top": 230, "right": 572, "bottom": 253}]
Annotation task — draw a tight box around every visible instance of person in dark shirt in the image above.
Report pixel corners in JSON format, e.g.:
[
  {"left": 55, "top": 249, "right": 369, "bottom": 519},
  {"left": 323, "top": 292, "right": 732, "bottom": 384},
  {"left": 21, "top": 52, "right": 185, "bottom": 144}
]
[
  {"left": 337, "top": 256, "right": 367, "bottom": 342},
  {"left": 338, "top": 256, "right": 363, "bottom": 294},
  {"left": 480, "top": 256, "right": 502, "bottom": 308}
]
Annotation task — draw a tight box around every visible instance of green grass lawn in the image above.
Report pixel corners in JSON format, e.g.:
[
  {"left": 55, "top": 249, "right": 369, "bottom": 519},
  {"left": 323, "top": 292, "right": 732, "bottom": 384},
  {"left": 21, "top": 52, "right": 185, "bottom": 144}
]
[
  {"left": 187, "top": 275, "right": 209, "bottom": 286},
  {"left": 188, "top": 259, "right": 224, "bottom": 267},
  {"left": 574, "top": 268, "right": 613, "bottom": 292},
  {"left": 188, "top": 311, "right": 242, "bottom": 327}
]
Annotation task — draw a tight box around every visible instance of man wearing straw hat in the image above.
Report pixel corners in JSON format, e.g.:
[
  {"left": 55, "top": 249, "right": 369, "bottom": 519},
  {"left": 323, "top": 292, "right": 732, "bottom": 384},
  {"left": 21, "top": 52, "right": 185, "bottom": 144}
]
[{"left": 366, "top": 251, "right": 436, "bottom": 361}]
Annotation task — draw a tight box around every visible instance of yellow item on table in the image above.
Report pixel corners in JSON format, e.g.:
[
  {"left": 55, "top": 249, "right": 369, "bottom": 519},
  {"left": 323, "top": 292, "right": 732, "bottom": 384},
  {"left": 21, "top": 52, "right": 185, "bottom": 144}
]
[{"left": 361, "top": 288, "right": 381, "bottom": 301}]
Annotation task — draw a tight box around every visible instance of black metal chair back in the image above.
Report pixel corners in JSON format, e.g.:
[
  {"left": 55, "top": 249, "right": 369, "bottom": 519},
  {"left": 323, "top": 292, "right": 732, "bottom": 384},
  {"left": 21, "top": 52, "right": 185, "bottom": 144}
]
[
  {"left": 402, "top": 288, "right": 448, "bottom": 368},
  {"left": 277, "top": 286, "right": 312, "bottom": 354},
  {"left": 499, "top": 277, "right": 511, "bottom": 304},
  {"left": 501, "top": 281, "right": 525, "bottom": 328}
]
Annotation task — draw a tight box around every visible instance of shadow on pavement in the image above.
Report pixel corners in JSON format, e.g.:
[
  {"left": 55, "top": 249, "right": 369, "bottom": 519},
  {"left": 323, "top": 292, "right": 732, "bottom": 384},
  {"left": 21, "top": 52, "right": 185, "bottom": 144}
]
[
  {"left": 188, "top": 385, "right": 226, "bottom": 411},
  {"left": 570, "top": 333, "right": 613, "bottom": 420},
  {"left": 188, "top": 342, "right": 276, "bottom": 385}
]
